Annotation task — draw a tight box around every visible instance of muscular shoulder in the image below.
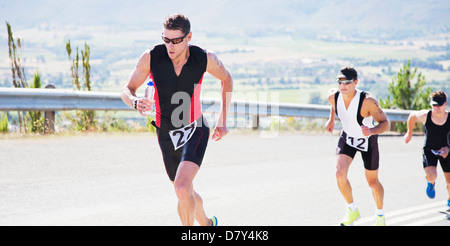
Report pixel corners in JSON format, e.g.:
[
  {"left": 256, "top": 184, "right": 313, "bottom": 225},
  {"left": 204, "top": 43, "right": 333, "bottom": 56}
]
[
  {"left": 362, "top": 93, "right": 378, "bottom": 106},
  {"left": 414, "top": 109, "right": 429, "bottom": 117},
  {"left": 136, "top": 49, "right": 151, "bottom": 72},
  {"left": 413, "top": 109, "right": 429, "bottom": 124},
  {"left": 205, "top": 49, "right": 231, "bottom": 81},
  {"left": 142, "top": 48, "right": 151, "bottom": 59},
  {"left": 361, "top": 94, "right": 383, "bottom": 115},
  {"left": 327, "top": 88, "right": 339, "bottom": 105},
  {"left": 206, "top": 49, "right": 223, "bottom": 70},
  {"left": 206, "top": 49, "right": 218, "bottom": 63}
]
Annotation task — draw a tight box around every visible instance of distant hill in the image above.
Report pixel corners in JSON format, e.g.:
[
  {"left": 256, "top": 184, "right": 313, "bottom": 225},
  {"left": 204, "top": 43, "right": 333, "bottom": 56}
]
[{"left": 2, "top": 0, "right": 449, "bottom": 39}]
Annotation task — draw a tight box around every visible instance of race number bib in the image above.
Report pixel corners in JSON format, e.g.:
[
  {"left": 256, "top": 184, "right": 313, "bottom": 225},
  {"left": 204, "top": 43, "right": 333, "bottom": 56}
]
[
  {"left": 346, "top": 134, "right": 369, "bottom": 152},
  {"left": 169, "top": 120, "right": 197, "bottom": 150}
]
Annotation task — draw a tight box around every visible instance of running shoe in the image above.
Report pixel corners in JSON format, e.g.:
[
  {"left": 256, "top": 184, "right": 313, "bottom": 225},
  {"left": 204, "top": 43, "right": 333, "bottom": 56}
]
[
  {"left": 375, "top": 215, "right": 386, "bottom": 226},
  {"left": 426, "top": 182, "right": 435, "bottom": 199},
  {"left": 209, "top": 216, "right": 218, "bottom": 226},
  {"left": 340, "top": 208, "right": 360, "bottom": 226}
]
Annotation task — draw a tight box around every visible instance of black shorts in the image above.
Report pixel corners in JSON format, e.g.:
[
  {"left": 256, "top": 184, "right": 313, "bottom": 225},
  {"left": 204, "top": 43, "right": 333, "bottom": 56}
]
[
  {"left": 423, "top": 149, "right": 450, "bottom": 172},
  {"left": 156, "top": 117, "right": 210, "bottom": 181},
  {"left": 336, "top": 131, "right": 380, "bottom": 171}
]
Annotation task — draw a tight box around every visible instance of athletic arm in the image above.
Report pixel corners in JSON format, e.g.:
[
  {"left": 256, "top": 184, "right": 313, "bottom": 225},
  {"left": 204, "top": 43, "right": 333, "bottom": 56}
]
[
  {"left": 121, "top": 49, "right": 151, "bottom": 115},
  {"left": 362, "top": 96, "right": 389, "bottom": 136},
  {"left": 325, "top": 89, "right": 338, "bottom": 133},
  {"left": 404, "top": 110, "right": 428, "bottom": 143},
  {"left": 439, "top": 146, "right": 450, "bottom": 158},
  {"left": 206, "top": 50, "right": 233, "bottom": 141}
]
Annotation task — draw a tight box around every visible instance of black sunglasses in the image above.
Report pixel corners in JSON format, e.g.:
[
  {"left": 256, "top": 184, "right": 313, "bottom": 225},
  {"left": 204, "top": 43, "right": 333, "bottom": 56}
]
[
  {"left": 337, "top": 79, "right": 355, "bottom": 85},
  {"left": 162, "top": 32, "right": 189, "bottom": 45}
]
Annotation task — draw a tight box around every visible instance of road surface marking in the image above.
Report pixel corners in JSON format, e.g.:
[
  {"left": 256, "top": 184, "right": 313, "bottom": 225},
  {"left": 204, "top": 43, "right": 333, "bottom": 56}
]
[{"left": 353, "top": 200, "right": 448, "bottom": 226}]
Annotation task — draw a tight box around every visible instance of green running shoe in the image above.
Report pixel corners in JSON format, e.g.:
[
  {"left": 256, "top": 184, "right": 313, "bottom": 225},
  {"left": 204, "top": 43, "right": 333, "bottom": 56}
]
[
  {"left": 340, "top": 208, "right": 360, "bottom": 226},
  {"left": 375, "top": 215, "right": 386, "bottom": 226}
]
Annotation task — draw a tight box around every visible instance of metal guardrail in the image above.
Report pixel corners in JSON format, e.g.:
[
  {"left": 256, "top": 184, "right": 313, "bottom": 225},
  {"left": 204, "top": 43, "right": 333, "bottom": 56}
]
[{"left": 0, "top": 88, "right": 413, "bottom": 122}]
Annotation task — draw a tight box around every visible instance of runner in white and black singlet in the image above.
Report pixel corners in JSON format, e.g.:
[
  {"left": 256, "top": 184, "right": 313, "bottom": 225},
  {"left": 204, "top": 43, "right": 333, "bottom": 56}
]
[
  {"left": 121, "top": 14, "right": 233, "bottom": 226},
  {"left": 326, "top": 67, "right": 390, "bottom": 226},
  {"left": 405, "top": 90, "right": 450, "bottom": 211}
]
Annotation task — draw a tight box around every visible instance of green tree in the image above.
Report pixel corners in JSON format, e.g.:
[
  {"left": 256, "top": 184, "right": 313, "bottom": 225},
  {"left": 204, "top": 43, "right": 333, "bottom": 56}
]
[{"left": 380, "top": 60, "right": 432, "bottom": 132}]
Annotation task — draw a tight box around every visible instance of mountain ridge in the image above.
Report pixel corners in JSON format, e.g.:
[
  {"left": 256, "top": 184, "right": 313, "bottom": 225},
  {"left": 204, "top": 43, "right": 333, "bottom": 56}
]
[{"left": 1, "top": 0, "right": 449, "bottom": 39}]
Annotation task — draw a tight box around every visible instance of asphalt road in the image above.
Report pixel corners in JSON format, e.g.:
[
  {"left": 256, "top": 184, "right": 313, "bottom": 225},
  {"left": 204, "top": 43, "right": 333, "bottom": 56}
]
[{"left": 1, "top": 131, "right": 449, "bottom": 226}]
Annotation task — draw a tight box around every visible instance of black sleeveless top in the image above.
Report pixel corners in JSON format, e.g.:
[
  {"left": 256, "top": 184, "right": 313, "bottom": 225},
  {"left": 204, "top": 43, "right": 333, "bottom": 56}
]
[
  {"left": 150, "top": 44, "right": 207, "bottom": 130},
  {"left": 424, "top": 110, "right": 450, "bottom": 150}
]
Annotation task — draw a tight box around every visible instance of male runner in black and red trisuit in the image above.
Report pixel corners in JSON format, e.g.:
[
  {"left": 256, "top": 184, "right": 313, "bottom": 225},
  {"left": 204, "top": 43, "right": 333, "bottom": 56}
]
[{"left": 121, "top": 14, "right": 233, "bottom": 226}]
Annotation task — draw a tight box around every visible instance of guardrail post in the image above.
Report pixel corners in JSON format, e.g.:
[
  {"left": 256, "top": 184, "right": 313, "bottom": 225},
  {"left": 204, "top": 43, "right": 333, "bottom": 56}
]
[
  {"left": 252, "top": 114, "right": 259, "bottom": 130},
  {"left": 44, "top": 84, "right": 56, "bottom": 134},
  {"left": 390, "top": 121, "right": 396, "bottom": 132}
]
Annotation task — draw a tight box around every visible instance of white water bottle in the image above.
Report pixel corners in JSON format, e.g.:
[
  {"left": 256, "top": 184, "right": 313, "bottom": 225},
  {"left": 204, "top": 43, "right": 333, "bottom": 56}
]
[{"left": 143, "top": 80, "right": 155, "bottom": 115}]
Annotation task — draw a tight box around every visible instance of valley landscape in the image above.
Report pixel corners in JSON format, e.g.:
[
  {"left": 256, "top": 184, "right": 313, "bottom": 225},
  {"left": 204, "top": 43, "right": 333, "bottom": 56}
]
[{"left": 1, "top": 0, "right": 449, "bottom": 106}]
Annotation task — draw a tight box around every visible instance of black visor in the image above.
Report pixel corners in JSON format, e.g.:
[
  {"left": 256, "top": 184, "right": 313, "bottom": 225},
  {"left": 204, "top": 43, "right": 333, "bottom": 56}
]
[{"left": 430, "top": 96, "right": 446, "bottom": 106}]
